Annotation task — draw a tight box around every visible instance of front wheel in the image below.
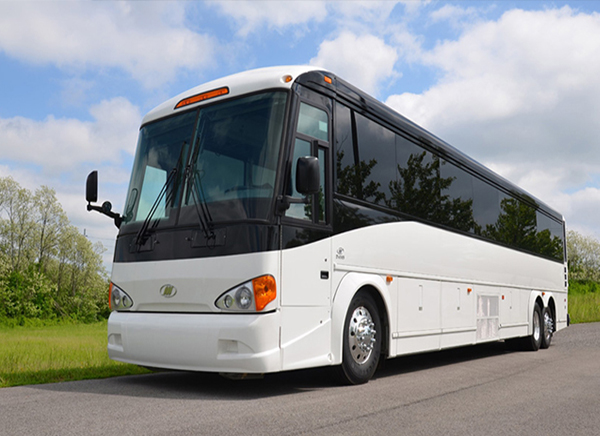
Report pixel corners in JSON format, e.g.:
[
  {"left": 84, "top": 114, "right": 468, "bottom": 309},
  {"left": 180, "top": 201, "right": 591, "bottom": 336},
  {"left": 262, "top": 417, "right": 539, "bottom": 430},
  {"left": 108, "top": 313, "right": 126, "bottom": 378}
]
[{"left": 338, "top": 292, "right": 382, "bottom": 385}]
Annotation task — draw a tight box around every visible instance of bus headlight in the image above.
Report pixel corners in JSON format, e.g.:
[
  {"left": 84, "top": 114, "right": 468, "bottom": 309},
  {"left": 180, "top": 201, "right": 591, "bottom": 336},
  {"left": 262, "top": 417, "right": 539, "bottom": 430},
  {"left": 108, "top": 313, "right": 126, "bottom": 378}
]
[
  {"left": 215, "top": 275, "right": 276, "bottom": 312},
  {"left": 109, "top": 282, "right": 134, "bottom": 311},
  {"left": 236, "top": 286, "right": 253, "bottom": 310}
]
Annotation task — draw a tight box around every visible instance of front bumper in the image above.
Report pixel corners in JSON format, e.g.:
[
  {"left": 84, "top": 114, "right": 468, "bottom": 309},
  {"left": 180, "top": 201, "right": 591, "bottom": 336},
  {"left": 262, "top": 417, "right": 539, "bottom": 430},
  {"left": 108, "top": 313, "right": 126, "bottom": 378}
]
[{"left": 108, "top": 310, "right": 281, "bottom": 374}]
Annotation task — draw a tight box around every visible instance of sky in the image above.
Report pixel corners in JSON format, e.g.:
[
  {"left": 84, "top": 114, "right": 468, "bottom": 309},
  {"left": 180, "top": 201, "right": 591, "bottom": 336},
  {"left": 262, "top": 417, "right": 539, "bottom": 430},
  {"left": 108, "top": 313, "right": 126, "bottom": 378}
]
[{"left": 1, "top": 0, "right": 599, "bottom": 269}]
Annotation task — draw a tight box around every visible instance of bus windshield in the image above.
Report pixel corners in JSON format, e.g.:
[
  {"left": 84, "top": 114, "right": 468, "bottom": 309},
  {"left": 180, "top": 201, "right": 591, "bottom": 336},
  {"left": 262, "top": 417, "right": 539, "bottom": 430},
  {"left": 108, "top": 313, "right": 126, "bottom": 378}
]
[{"left": 122, "top": 91, "right": 288, "bottom": 228}]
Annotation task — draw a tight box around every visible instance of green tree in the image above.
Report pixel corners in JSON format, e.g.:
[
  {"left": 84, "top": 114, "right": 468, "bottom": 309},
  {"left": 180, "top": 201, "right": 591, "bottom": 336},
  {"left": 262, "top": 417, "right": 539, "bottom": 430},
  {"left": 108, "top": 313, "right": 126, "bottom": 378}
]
[
  {"left": 0, "top": 176, "right": 109, "bottom": 322},
  {"left": 0, "top": 177, "right": 36, "bottom": 272},
  {"left": 568, "top": 230, "right": 600, "bottom": 282},
  {"left": 33, "top": 186, "right": 68, "bottom": 273}
]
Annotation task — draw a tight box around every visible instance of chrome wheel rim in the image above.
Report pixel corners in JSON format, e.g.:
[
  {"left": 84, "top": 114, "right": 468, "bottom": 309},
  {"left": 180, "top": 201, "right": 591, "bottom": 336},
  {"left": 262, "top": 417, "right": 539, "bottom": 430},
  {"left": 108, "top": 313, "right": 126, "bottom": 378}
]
[
  {"left": 348, "top": 306, "right": 376, "bottom": 365},
  {"left": 544, "top": 311, "right": 554, "bottom": 342}
]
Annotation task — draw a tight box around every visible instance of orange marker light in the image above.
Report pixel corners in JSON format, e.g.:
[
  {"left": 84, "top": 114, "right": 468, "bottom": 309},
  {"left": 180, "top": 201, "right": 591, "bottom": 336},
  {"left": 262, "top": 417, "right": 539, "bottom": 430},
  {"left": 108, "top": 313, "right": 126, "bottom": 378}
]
[
  {"left": 324, "top": 76, "right": 333, "bottom": 84},
  {"left": 282, "top": 75, "right": 293, "bottom": 83},
  {"left": 467, "top": 288, "right": 473, "bottom": 294},
  {"left": 174, "top": 86, "right": 229, "bottom": 109},
  {"left": 252, "top": 275, "right": 277, "bottom": 311},
  {"left": 386, "top": 275, "right": 393, "bottom": 284}
]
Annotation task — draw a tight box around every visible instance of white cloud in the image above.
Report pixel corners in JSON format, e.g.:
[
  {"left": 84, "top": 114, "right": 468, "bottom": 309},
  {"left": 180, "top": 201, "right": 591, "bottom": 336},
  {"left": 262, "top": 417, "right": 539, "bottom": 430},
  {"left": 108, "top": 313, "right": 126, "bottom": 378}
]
[
  {"left": 0, "top": 1, "right": 215, "bottom": 88},
  {"left": 0, "top": 98, "right": 140, "bottom": 176},
  {"left": 310, "top": 31, "right": 399, "bottom": 96},
  {"left": 566, "top": 188, "right": 600, "bottom": 237},
  {"left": 385, "top": 6, "right": 600, "bottom": 218},
  {"left": 209, "top": 0, "right": 327, "bottom": 36},
  {"left": 330, "top": 1, "right": 400, "bottom": 26},
  {"left": 429, "top": 4, "right": 486, "bottom": 29}
]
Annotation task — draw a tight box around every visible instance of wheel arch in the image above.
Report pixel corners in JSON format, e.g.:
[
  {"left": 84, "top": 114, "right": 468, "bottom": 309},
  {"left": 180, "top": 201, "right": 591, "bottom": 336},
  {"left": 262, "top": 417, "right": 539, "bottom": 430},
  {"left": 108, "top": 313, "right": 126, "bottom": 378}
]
[{"left": 330, "top": 272, "right": 392, "bottom": 365}]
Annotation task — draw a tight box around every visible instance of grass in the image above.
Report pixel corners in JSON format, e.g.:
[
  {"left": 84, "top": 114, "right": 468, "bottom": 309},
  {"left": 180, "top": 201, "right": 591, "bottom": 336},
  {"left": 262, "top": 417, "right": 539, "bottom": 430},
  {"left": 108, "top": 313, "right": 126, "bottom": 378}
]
[
  {"left": 569, "top": 292, "right": 600, "bottom": 324},
  {"left": 568, "top": 280, "right": 600, "bottom": 324},
  {"left": 0, "top": 321, "right": 150, "bottom": 388}
]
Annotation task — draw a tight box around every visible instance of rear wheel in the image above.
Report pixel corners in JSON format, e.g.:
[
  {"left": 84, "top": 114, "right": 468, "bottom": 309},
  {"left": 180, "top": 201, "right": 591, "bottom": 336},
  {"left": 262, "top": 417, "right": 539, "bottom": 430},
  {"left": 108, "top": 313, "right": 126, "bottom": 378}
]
[
  {"left": 541, "top": 306, "right": 554, "bottom": 349},
  {"left": 507, "top": 303, "right": 543, "bottom": 351},
  {"left": 338, "top": 292, "right": 382, "bottom": 385}
]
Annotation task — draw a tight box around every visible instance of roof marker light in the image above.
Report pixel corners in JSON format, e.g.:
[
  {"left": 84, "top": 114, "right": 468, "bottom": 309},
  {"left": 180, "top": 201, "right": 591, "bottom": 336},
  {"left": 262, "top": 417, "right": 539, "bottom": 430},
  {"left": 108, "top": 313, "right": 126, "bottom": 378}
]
[
  {"left": 174, "top": 86, "right": 229, "bottom": 109},
  {"left": 324, "top": 76, "right": 333, "bottom": 84},
  {"left": 282, "top": 75, "right": 293, "bottom": 83}
]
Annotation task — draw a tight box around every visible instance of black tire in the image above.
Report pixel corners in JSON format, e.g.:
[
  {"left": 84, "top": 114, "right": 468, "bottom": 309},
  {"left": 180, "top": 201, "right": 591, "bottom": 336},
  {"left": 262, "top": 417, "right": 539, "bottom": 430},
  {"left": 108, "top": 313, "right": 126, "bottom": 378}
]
[
  {"left": 507, "top": 303, "right": 543, "bottom": 351},
  {"left": 337, "top": 292, "right": 382, "bottom": 385},
  {"left": 540, "top": 306, "right": 554, "bottom": 349}
]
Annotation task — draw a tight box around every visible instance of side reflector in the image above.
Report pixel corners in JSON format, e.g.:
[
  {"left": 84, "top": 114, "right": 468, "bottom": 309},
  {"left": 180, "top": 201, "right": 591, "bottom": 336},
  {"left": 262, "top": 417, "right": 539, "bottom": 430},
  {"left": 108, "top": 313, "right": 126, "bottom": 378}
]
[
  {"left": 252, "top": 275, "right": 277, "bottom": 311},
  {"left": 174, "top": 86, "right": 229, "bottom": 109},
  {"left": 324, "top": 76, "right": 333, "bottom": 84},
  {"left": 386, "top": 275, "right": 393, "bottom": 284},
  {"left": 467, "top": 288, "right": 473, "bottom": 294}
]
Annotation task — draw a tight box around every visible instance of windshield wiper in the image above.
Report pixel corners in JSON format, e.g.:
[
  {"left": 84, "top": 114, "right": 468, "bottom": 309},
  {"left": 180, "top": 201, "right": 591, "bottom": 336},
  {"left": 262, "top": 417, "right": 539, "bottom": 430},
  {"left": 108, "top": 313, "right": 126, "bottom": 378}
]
[
  {"left": 134, "top": 142, "right": 187, "bottom": 249},
  {"left": 185, "top": 158, "right": 215, "bottom": 243}
]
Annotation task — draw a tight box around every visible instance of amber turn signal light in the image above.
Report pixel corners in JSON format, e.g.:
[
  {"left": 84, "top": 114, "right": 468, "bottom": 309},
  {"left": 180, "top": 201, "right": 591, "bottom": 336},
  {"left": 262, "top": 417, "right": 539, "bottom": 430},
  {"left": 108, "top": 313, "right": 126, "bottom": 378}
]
[{"left": 252, "top": 275, "right": 277, "bottom": 311}]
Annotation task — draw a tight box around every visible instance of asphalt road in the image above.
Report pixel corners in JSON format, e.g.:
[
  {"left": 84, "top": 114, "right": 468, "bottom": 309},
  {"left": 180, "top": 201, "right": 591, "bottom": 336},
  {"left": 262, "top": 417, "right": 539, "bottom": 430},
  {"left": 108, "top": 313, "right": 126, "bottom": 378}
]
[{"left": 2, "top": 323, "right": 599, "bottom": 436}]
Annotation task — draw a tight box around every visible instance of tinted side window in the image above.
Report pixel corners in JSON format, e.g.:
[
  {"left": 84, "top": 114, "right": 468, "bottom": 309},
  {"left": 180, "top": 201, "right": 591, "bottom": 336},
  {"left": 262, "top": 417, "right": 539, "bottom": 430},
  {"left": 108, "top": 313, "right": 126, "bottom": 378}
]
[
  {"left": 286, "top": 138, "right": 313, "bottom": 221},
  {"left": 297, "top": 102, "right": 328, "bottom": 141},
  {"left": 536, "top": 211, "right": 564, "bottom": 260},
  {"left": 472, "top": 177, "right": 500, "bottom": 234},
  {"left": 439, "top": 160, "right": 475, "bottom": 233},
  {"left": 286, "top": 102, "right": 329, "bottom": 223},
  {"left": 334, "top": 102, "right": 356, "bottom": 196},
  {"left": 355, "top": 112, "right": 394, "bottom": 205},
  {"left": 389, "top": 134, "right": 439, "bottom": 220}
]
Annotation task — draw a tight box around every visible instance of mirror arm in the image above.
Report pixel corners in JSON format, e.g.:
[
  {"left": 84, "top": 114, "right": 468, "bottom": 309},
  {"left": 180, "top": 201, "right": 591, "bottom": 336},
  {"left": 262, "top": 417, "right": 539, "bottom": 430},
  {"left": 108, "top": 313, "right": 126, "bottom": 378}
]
[
  {"left": 86, "top": 202, "right": 123, "bottom": 228},
  {"left": 275, "top": 195, "right": 309, "bottom": 215}
]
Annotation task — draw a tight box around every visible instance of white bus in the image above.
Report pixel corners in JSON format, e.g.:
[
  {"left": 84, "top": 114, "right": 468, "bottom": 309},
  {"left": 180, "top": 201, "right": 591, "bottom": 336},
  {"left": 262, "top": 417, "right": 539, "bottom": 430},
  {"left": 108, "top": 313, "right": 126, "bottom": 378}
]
[{"left": 86, "top": 66, "right": 568, "bottom": 384}]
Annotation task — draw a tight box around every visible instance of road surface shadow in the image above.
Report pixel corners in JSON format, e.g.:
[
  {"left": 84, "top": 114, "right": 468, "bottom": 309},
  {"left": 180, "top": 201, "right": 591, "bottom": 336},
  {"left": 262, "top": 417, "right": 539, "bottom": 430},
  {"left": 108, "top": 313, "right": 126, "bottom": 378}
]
[{"left": 29, "top": 340, "right": 517, "bottom": 400}]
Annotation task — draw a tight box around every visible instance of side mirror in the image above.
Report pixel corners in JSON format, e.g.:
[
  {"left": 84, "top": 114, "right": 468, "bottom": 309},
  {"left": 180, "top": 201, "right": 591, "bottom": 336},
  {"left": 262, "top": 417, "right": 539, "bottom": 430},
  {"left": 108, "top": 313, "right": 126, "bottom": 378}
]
[
  {"left": 86, "top": 171, "right": 98, "bottom": 203},
  {"left": 296, "top": 156, "right": 320, "bottom": 195},
  {"left": 85, "top": 170, "right": 122, "bottom": 228}
]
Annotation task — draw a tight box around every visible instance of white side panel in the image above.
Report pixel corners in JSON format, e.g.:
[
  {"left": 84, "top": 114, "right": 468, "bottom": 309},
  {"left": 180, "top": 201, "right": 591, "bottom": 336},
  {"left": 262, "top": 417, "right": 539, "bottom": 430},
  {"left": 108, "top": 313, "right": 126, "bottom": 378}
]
[
  {"left": 499, "top": 288, "right": 528, "bottom": 338},
  {"left": 280, "top": 306, "right": 332, "bottom": 370},
  {"left": 440, "top": 283, "right": 476, "bottom": 348},
  {"left": 280, "top": 238, "right": 331, "bottom": 306},
  {"left": 332, "top": 221, "right": 564, "bottom": 293},
  {"left": 395, "top": 278, "right": 441, "bottom": 355}
]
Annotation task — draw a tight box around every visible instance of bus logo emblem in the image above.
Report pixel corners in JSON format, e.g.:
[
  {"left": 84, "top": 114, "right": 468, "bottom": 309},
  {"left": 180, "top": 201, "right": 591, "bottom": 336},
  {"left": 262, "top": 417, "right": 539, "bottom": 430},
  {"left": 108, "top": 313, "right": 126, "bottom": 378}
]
[
  {"left": 160, "top": 284, "right": 177, "bottom": 298},
  {"left": 336, "top": 247, "right": 345, "bottom": 260}
]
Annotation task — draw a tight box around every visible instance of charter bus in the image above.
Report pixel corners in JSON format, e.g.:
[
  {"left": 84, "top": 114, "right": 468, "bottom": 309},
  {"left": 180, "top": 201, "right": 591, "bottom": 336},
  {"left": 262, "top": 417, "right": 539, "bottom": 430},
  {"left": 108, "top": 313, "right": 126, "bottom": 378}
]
[{"left": 86, "top": 66, "right": 568, "bottom": 384}]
